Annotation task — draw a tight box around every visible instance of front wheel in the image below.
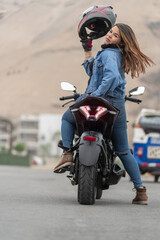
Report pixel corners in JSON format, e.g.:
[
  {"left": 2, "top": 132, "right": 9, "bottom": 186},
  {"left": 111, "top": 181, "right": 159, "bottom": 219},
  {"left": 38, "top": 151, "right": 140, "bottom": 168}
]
[
  {"left": 96, "top": 187, "right": 103, "bottom": 199},
  {"left": 78, "top": 163, "right": 96, "bottom": 205},
  {"left": 96, "top": 173, "right": 103, "bottom": 199}
]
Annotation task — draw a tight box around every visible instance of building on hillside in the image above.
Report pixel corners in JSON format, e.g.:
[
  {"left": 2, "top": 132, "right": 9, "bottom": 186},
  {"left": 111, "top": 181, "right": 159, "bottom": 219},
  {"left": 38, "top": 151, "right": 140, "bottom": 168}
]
[
  {"left": 38, "top": 114, "right": 62, "bottom": 157},
  {"left": 12, "top": 114, "right": 62, "bottom": 156},
  {"left": 13, "top": 115, "right": 39, "bottom": 155},
  {"left": 0, "top": 118, "right": 14, "bottom": 151}
]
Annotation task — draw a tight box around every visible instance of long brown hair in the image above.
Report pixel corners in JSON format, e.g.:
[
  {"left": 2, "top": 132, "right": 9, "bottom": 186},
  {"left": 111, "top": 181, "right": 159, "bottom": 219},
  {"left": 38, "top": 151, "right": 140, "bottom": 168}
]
[{"left": 115, "top": 23, "right": 155, "bottom": 78}]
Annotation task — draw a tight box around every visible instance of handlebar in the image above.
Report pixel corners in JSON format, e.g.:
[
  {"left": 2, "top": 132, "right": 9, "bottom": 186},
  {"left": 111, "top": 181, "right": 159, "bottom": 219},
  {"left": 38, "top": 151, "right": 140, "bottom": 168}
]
[
  {"left": 125, "top": 96, "right": 142, "bottom": 104},
  {"left": 60, "top": 94, "right": 142, "bottom": 104},
  {"left": 59, "top": 93, "right": 81, "bottom": 101},
  {"left": 59, "top": 95, "right": 75, "bottom": 101}
]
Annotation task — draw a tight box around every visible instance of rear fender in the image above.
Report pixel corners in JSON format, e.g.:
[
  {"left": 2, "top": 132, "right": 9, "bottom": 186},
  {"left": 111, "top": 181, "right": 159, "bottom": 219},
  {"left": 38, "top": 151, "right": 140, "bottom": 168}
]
[{"left": 79, "top": 131, "right": 103, "bottom": 166}]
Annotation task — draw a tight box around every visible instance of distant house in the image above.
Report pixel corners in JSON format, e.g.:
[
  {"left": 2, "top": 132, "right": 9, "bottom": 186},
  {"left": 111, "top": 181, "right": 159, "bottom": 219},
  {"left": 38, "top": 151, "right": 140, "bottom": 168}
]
[
  {"left": 12, "top": 114, "right": 62, "bottom": 156},
  {"left": 13, "top": 115, "right": 39, "bottom": 155},
  {"left": 38, "top": 114, "right": 62, "bottom": 156},
  {"left": 0, "top": 118, "right": 14, "bottom": 151},
  {"left": 0, "top": 114, "right": 62, "bottom": 156}
]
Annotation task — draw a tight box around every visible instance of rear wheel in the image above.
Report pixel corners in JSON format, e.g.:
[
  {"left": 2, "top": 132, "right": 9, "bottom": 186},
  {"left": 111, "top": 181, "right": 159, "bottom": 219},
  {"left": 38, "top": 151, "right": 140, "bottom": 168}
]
[{"left": 78, "top": 163, "right": 96, "bottom": 205}]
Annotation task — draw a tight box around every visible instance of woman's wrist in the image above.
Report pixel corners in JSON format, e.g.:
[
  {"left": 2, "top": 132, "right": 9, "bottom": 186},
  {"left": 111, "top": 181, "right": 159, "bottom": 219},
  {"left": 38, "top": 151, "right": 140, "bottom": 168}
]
[{"left": 85, "top": 51, "right": 92, "bottom": 60}]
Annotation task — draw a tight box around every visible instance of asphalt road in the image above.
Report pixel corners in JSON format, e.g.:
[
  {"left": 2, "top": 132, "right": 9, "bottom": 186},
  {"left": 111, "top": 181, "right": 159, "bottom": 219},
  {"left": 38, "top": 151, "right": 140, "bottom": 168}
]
[{"left": 0, "top": 165, "right": 160, "bottom": 240}]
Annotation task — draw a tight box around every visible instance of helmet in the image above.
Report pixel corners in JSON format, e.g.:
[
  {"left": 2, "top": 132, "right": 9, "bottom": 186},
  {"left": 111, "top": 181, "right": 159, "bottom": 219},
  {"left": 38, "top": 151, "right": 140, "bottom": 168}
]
[{"left": 78, "top": 5, "right": 117, "bottom": 40}]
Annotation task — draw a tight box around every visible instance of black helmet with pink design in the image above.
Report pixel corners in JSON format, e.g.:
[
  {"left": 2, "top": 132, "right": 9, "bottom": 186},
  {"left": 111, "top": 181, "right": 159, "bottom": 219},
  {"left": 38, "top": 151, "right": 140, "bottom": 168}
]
[{"left": 78, "top": 5, "right": 117, "bottom": 40}]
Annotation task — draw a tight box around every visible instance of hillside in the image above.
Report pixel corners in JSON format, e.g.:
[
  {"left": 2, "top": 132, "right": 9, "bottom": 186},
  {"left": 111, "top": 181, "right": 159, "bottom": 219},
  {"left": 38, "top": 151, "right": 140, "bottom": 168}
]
[{"left": 0, "top": 0, "right": 159, "bottom": 120}]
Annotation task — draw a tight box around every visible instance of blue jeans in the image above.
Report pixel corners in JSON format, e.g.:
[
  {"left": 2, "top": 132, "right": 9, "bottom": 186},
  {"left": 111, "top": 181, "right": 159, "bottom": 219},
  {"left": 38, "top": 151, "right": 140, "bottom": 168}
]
[{"left": 61, "top": 96, "right": 143, "bottom": 188}]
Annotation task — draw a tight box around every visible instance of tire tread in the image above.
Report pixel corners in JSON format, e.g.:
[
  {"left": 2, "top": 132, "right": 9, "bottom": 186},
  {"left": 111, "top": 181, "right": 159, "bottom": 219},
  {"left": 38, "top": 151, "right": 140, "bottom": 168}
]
[{"left": 78, "top": 163, "right": 96, "bottom": 205}]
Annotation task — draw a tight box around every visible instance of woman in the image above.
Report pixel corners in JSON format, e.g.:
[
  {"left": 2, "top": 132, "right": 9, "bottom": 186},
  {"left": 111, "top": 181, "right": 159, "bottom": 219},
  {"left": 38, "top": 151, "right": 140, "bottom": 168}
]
[{"left": 54, "top": 23, "right": 154, "bottom": 205}]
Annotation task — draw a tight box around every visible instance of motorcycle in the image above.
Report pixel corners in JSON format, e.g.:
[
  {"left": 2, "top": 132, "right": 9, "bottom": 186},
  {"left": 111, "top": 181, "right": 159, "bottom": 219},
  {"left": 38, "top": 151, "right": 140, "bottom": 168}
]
[{"left": 58, "top": 82, "right": 145, "bottom": 205}]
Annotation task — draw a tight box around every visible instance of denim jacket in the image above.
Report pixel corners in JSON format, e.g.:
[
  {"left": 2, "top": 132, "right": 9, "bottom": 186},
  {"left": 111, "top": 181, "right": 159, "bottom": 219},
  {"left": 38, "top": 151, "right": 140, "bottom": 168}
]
[{"left": 82, "top": 48, "right": 127, "bottom": 99}]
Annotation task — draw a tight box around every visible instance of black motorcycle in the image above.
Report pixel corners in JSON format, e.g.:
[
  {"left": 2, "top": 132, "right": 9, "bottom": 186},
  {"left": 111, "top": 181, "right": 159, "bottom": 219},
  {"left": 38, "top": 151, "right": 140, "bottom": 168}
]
[{"left": 58, "top": 82, "right": 145, "bottom": 205}]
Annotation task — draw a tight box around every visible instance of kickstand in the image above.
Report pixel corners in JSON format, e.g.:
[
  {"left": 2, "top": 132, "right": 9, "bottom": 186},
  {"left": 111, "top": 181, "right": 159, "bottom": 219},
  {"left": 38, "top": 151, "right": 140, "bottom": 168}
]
[{"left": 67, "top": 175, "right": 75, "bottom": 185}]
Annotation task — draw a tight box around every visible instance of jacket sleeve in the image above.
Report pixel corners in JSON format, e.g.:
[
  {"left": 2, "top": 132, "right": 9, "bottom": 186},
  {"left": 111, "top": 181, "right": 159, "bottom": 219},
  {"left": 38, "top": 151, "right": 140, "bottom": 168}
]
[
  {"left": 91, "top": 54, "right": 120, "bottom": 97},
  {"left": 82, "top": 56, "right": 95, "bottom": 76}
]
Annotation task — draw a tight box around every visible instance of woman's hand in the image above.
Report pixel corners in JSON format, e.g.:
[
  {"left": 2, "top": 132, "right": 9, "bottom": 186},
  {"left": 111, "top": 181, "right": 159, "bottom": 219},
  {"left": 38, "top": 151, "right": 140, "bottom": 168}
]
[
  {"left": 81, "top": 39, "right": 93, "bottom": 52},
  {"left": 80, "top": 39, "right": 93, "bottom": 60}
]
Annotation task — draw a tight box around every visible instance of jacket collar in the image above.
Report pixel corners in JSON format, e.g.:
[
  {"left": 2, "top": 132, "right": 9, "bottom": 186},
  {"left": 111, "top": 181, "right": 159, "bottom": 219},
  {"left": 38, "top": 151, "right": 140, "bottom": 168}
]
[{"left": 101, "top": 44, "right": 119, "bottom": 49}]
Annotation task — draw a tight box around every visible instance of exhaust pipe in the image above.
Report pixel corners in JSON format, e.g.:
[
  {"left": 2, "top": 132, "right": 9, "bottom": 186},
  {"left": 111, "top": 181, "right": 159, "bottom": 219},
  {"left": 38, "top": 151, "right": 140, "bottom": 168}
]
[{"left": 108, "top": 164, "right": 126, "bottom": 185}]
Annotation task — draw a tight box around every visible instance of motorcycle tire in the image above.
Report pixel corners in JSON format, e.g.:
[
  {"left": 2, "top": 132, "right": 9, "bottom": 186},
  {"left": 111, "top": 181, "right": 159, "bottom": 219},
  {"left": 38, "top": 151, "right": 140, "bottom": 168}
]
[
  {"left": 78, "top": 163, "right": 96, "bottom": 205},
  {"left": 96, "top": 187, "right": 103, "bottom": 199},
  {"left": 96, "top": 174, "right": 103, "bottom": 199}
]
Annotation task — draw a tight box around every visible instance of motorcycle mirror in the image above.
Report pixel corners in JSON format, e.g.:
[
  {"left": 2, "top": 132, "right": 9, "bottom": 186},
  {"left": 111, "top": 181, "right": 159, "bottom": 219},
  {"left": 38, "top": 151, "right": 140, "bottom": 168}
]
[
  {"left": 61, "top": 82, "right": 76, "bottom": 91},
  {"left": 129, "top": 86, "right": 145, "bottom": 96}
]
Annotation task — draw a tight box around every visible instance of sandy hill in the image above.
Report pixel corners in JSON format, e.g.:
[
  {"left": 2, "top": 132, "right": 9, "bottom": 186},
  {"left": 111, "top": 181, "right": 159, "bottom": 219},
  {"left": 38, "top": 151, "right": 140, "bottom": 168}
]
[{"left": 0, "top": 0, "right": 160, "bottom": 120}]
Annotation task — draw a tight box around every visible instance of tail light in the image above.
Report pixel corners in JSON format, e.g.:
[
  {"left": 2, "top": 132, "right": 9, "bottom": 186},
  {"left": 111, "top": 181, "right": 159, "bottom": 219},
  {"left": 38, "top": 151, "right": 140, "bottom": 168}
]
[
  {"left": 79, "top": 106, "right": 91, "bottom": 119},
  {"left": 141, "top": 162, "right": 148, "bottom": 167},
  {"left": 84, "top": 136, "right": 96, "bottom": 141},
  {"left": 137, "top": 147, "right": 143, "bottom": 157},
  {"left": 95, "top": 106, "right": 107, "bottom": 120},
  {"left": 79, "top": 105, "right": 107, "bottom": 120}
]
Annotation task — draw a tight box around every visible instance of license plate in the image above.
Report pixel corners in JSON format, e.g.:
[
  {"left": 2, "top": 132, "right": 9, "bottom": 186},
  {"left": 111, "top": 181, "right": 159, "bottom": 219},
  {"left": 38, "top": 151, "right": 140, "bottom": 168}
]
[{"left": 147, "top": 146, "right": 160, "bottom": 159}]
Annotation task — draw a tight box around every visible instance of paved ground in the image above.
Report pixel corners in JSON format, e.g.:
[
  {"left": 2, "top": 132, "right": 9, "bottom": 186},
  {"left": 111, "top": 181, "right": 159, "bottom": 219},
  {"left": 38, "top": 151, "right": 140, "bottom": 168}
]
[{"left": 0, "top": 165, "right": 160, "bottom": 240}]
